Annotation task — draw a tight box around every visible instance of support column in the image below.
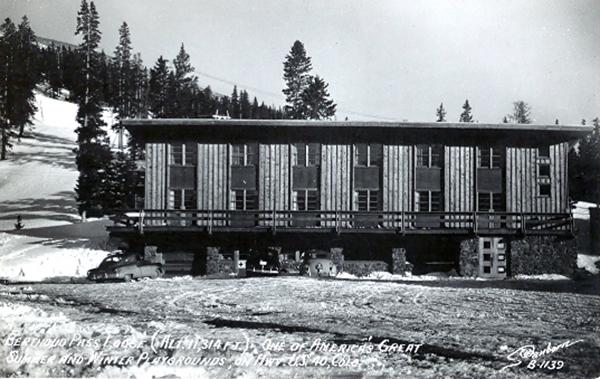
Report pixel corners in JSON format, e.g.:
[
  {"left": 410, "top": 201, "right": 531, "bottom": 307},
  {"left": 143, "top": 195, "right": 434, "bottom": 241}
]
[
  {"left": 392, "top": 248, "right": 410, "bottom": 275},
  {"left": 330, "top": 247, "right": 344, "bottom": 273}
]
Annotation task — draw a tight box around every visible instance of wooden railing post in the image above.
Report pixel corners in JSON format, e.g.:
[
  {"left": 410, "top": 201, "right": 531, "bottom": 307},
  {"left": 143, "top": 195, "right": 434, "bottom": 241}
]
[{"left": 139, "top": 210, "right": 144, "bottom": 235}]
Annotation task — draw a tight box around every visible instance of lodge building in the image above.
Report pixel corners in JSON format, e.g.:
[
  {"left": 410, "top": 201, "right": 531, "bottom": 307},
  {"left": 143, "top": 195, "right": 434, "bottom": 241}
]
[{"left": 109, "top": 119, "right": 591, "bottom": 278}]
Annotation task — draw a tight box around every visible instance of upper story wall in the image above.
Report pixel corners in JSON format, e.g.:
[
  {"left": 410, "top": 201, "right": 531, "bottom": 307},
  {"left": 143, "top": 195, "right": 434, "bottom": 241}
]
[{"left": 144, "top": 140, "right": 572, "bottom": 215}]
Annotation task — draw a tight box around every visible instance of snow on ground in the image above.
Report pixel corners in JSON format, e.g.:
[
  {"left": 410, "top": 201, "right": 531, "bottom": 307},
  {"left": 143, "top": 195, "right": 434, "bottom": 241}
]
[{"left": 0, "top": 277, "right": 598, "bottom": 378}]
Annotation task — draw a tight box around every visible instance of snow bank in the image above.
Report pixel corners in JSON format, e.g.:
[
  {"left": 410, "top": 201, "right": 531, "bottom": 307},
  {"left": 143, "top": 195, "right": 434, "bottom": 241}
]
[
  {"left": 578, "top": 254, "right": 600, "bottom": 275},
  {"left": 573, "top": 201, "right": 598, "bottom": 220},
  {"left": 0, "top": 232, "right": 110, "bottom": 282}
]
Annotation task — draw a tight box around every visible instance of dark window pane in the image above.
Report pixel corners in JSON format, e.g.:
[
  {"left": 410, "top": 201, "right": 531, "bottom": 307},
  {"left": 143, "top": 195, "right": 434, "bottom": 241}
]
[
  {"left": 478, "top": 192, "right": 491, "bottom": 211},
  {"left": 357, "top": 190, "right": 368, "bottom": 211},
  {"left": 539, "top": 146, "right": 550, "bottom": 158},
  {"left": 539, "top": 164, "right": 550, "bottom": 177},
  {"left": 246, "top": 144, "right": 258, "bottom": 166},
  {"left": 430, "top": 191, "right": 441, "bottom": 211},
  {"left": 370, "top": 144, "right": 382, "bottom": 167},
  {"left": 308, "top": 143, "right": 320, "bottom": 166},
  {"left": 479, "top": 148, "right": 490, "bottom": 168},
  {"left": 171, "top": 144, "right": 183, "bottom": 165},
  {"left": 185, "top": 143, "right": 197, "bottom": 166},
  {"left": 430, "top": 145, "right": 442, "bottom": 168},
  {"left": 174, "top": 190, "right": 182, "bottom": 209},
  {"left": 417, "top": 145, "right": 429, "bottom": 167},
  {"left": 417, "top": 191, "right": 429, "bottom": 211},
  {"left": 183, "top": 190, "right": 196, "bottom": 209},
  {"left": 540, "top": 184, "right": 551, "bottom": 197},
  {"left": 307, "top": 190, "right": 319, "bottom": 210},
  {"left": 295, "top": 143, "right": 306, "bottom": 166},
  {"left": 369, "top": 190, "right": 379, "bottom": 211},
  {"left": 232, "top": 145, "right": 244, "bottom": 165},
  {"left": 356, "top": 144, "right": 368, "bottom": 166}
]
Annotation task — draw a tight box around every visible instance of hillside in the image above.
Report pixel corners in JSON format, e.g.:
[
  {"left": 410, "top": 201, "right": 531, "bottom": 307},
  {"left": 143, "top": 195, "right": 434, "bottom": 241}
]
[{"left": 0, "top": 94, "right": 116, "bottom": 281}]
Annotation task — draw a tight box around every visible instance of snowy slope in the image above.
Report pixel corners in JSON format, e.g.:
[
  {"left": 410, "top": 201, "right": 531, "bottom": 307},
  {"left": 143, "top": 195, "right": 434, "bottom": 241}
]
[{"left": 0, "top": 94, "right": 117, "bottom": 281}]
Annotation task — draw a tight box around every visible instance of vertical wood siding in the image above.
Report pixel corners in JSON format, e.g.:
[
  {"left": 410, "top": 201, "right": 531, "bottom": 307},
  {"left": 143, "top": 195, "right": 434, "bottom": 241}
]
[
  {"left": 506, "top": 143, "right": 567, "bottom": 213},
  {"left": 321, "top": 145, "right": 352, "bottom": 226},
  {"left": 444, "top": 146, "right": 474, "bottom": 227},
  {"left": 382, "top": 145, "right": 413, "bottom": 213},
  {"left": 145, "top": 143, "right": 167, "bottom": 210},
  {"left": 197, "top": 144, "right": 228, "bottom": 210},
  {"left": 259, "top": 144, "right": 290, "bottom": 211}
]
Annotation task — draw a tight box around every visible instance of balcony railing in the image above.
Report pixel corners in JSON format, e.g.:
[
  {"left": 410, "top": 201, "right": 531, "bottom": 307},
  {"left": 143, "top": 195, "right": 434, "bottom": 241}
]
[{"left": 108, "top": 210, "right": 573, "bottom": 235}]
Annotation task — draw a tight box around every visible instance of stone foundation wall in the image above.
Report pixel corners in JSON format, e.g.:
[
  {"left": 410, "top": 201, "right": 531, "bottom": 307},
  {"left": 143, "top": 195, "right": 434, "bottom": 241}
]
[
  {"left": 459, "top": 236, "right": 577, "bottom": 278},
  {"left": 459, "top": 238, "right": 479, "bottom": 277},
  {"left": 509, "top": 236, "right": 577, "bottom": 277},
  {"left": 206, "top": 247, "right": 236, "bottom": 276}
]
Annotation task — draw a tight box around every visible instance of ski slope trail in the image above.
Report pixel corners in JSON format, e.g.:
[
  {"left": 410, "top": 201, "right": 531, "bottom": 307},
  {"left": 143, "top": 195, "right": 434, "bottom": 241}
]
[{"left": 0, "top": 94, "right": 80, "bottom": 231}]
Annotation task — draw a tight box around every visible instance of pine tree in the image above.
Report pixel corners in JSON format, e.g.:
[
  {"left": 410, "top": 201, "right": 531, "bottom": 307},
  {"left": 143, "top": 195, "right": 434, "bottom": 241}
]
[
  {"left": 459, "top": 100, "right": 473, "bottom": 123},
  {"left": 230, "top": 86, "right": 239, "bottom": 118},
  {"left": 74, "top": 0, "right": 113, "bottom": 219},
  {"left": 148, "top": 56, "right": 171, "bottom": 117},
  {"left": 507, "top": 100, "right": 532, "bottom": 124},
  {"left": 0, "top": 18, "right": 17, "bottom": 160},
  {"left": 14, "top": 16, "right": 39, "bottom": 138},
  {"left": 0, "top": 16, "right": 39, "bottom": 158},
  {"left": 172, "top": 43, "right": 198, "bottom": 117},
  {"left": 240, "top": 90, "right": 252, "bottom": 119},
  {"left": 300, "top": 75, "right": 336, "bottom": 120},
  {"left": 436, "top": 102, "right": 446, "bottom": 122},
  {"left": 282, "top": 40, "right": 312, "bottom": 119}
]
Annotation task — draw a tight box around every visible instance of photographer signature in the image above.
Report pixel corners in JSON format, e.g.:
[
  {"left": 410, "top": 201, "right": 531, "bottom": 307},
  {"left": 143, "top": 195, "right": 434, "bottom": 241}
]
[{"left": 499, "top": 340, "right": 583, "bottom": 371}]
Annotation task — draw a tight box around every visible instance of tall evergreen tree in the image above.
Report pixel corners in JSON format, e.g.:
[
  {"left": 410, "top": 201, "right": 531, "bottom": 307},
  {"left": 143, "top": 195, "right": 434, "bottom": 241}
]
[
  {"left": 230, "top": 86, "right": 239, "bottom": 118},
  {"left": 171, "top": 43, "right": 198, "bottom": 117},
  {"left": 459, "top": 99, "right": 473, "bottom": 123},
  {"left": 14, "top": 16, "right": 39, "bottom": 138},
  {"left": 112, "top": 22, "right": 134, "bottom": 119},
  {"left": 436, "top": 102, "right": 446, "bottom": 122},
  {"left": 282, "top": 40, "right": 312, "bottom": 119},
  {"left": 300, "top": 75, "right": 336, "bottom": 120},
  {"left": 148, "top": 56, "right": 171, "bottom": 117},
  {"left": 0, "top": 18, "right": 17, "bottom": 160},
  {"left": 74, "top": 0, "right": 113, "bottom": 218},
  {"left": 0, "top": 16, "right": 39, "bottom": 159},
  {"left": 507, "top": 100, "right": 532, "bottom": 124},
  {"left": 240, "top": 89, "right": 252, "bottom": 119}
]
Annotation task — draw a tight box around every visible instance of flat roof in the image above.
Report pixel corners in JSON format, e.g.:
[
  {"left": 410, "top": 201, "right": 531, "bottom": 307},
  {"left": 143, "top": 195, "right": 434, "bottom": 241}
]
[{"left": 122, "top": 119, "right": 592, "bottom": 146}]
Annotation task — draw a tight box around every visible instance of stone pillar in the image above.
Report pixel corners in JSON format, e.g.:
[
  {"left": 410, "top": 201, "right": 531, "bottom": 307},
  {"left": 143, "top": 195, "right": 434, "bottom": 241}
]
[
  {"left": 144, "top": 246, "right": 163, "bottom": 264},
  {"left": 392, "top": 248, "right": 408, "bottom": 275},
  {"left": 459, "top": 238, "right": 479, "bottom": 277},
  {"left": 330, "top": 247, "right": 344, "bottom": 273},
  {"left": 591, "top": 207, "right": 600, "bottom": 255},
  {"left": 206, "top": 247, "right": 221, "bottom": 276}
]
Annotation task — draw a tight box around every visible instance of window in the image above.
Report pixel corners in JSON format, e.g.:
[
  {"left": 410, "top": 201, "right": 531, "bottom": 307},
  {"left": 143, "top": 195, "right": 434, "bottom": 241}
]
[
  {"left": 355, "top": 144, "right": 382, "bottom": 167},
  {"left": 417, "top": 191, "right": 441, "bottom": 211},
  {"left": 233, "top": 190, "right": 257, "bottom": 210},
  {"left": 538, "top": 146, "right": 550, "bottom": 158},
  {"left": 539, "top": 184, "right": 551, "bottom": 197},
  {"left": 539, "top": 163, "right": 550, "bottom": 177},
  {"left": 478, "top": 147, "right": 501, "bottom": 169},
  {"left": 357, "top": 190, "right": 379, "bottom": 211},
  {"left": 477, "top": 192, "right": 504, "bottom": 211},
  {"left": 172, "top": 189, "right": 196, "bottom": 210},
  {"left": 296, "top": 190, "right": 319, "bottom": 211},
  {"left": 295, "top": 143, "right": 320, "bottom": 166},
  {"left": 232, "top": 144, "right": 257, "bottom": 166},
  {"left": 417, "top": 145, "right": 442, "bottom": 168},
  {"left": 171, "top": 143, "right": 197, "bottom": 166}
]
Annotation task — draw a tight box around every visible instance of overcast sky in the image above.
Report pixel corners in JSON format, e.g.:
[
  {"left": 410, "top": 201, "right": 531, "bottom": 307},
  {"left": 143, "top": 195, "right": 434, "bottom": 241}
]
[{"left": 2, "top": 0, "right": 599, "bottom": 124}]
